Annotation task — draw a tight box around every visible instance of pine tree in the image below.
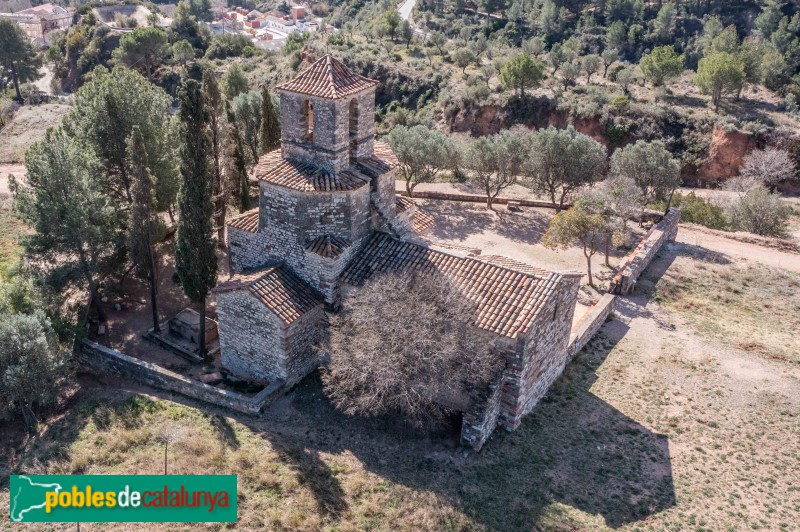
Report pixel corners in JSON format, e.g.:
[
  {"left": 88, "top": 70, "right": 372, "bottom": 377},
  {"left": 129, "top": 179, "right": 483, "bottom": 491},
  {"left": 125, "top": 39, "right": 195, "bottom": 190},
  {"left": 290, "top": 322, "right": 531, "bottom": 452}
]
[
  {"left": 226, "top": 102, "right": 251, "bottom": 213},
  {"left": 259, "top": 87, "right": 280, "bottom": 155},
  {"left": 203, "top": 69, "right": 227, "bottom": 246},
  {"left": 0, "top": 19, "right": 43, "bottom": 101},
  {"left": 175, "top": 80, "right": 217, "bottom": 358},
  {"left": 127, "top": 126, "right": 161, "bottom": 332}
]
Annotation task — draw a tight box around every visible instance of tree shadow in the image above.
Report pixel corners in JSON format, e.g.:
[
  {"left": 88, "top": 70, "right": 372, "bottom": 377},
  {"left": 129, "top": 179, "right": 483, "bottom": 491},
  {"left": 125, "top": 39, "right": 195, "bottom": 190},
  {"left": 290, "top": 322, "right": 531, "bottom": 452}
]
[
  {"left": 270, "top": 443, "right": 349, "bottom": 518},
  {"left": 256, "top": 316, "right": 675, "bottom": 530},
  {"left": 209, "top": 413, "right": 240, "bottom": 450}
]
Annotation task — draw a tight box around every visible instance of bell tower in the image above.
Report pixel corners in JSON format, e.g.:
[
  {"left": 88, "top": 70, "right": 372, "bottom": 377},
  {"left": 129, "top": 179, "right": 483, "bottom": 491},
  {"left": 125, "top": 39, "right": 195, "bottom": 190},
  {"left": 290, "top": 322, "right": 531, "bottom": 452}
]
[{"left": 276, "top": 55, "right": 378, "bottom": 172}]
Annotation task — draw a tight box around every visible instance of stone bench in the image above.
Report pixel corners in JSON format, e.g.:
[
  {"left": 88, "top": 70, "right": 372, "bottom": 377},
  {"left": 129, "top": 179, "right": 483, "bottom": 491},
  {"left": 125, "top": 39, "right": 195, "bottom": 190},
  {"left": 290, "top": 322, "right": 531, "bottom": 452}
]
[{"left": 507, "top": 200, "right": 521, "bottom": 211}]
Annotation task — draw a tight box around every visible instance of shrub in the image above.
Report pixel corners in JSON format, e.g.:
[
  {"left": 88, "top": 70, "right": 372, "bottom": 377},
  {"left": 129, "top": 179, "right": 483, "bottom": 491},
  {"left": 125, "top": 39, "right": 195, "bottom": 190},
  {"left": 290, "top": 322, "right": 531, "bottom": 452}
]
[
  {"left": 727, "top": 186, "right": 792, "bottom": 236},
  {"left": 654, "top": 192, "right": 729, "bottom": 230}
]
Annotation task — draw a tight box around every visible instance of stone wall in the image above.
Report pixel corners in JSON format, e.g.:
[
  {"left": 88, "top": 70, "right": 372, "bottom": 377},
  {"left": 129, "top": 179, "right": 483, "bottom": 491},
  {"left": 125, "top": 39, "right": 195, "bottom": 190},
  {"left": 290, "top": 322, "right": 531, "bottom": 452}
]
[
  {"left": 608, "top": 208, "right": 680, "bottom": 295},
  {"left": 281, "top": 305, "right": 326, "bottom": 388},
  {"left": 216, "top": 288, "right": 325, "bottom": 386},
  {"left": 278, "top": 88, "right": 376, "bottom": 171},
  {"left": 398, "top": 190, "right": 569, "bottom": 210},
  {"left": 499, "top": 273, "right": 582, "bottom": 430},
  {"left": 216, "top": 290, "right": 284, "bottom": 382},
  {"left": 77, "top": 341, "right": 281, "bottom": 415},
  {"left": 567, "top": 293, "right": 615, "bottom": 360},
  {"left": 227, "top": 226, "right": 273, "bottom": 273},
  {"left": 460, "top": 376, "right": 504, "bottom": 451}
]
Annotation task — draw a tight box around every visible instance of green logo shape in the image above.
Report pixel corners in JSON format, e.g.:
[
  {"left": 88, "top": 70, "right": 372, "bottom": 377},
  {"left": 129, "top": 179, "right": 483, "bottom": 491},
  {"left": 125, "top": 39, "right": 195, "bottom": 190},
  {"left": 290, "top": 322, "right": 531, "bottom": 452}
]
[{"left": 9, "top": 475, "right": 237, "bottom": 522}]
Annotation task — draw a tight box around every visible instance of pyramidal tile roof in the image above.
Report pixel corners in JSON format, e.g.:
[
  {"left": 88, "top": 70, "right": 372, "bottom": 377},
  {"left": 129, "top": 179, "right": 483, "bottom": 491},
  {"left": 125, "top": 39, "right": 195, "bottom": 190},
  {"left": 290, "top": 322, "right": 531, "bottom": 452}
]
[
  {"left": 341, "top": 233, "right": 561, "bottom": 338},
  {"left": 276, "top": 55, "right": 378, "bottom": 99},
  {"left": 212, "top": 264, "right": 323, "bottom": 325},
  {"left": 254, "top": 142, "right": 398, "bottom": 192},
  {"left": 305, "top": 235, "right": 352, "bottom": 259}
]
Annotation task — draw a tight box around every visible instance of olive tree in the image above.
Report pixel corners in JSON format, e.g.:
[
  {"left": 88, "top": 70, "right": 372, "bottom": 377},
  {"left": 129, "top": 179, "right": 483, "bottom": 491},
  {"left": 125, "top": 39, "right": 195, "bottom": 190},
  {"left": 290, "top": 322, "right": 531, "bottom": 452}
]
[
  {"left": 0, "top": 312, "right": 68, "bottom": 426},
  {"left": 465, "top": 130, "right": 527, "bottom": 209},
  {"left": 524, "top": 126, "right": 608, "bottom": 212},
  {"left": 323, "top": 272, "right": 501, "bottom": 428},
  {"left": 387, "top": 125, "right": 460, "bottom": 197},
  {"left": 543, "top": 202, "right": 620, "bottom": 287},
  {"left": 609, "top": 139, "right": 681, "bottom": 210}
]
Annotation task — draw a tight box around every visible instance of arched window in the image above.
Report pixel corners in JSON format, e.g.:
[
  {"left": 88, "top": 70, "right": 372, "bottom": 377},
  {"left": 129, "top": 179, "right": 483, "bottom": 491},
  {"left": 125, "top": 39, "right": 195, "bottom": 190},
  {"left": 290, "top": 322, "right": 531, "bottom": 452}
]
[
  {"left": 301, "top": 100, "right": 314, "bottom": 141},
  {"left": 348, "top": 98, "right": 359, "bottom": 163}
]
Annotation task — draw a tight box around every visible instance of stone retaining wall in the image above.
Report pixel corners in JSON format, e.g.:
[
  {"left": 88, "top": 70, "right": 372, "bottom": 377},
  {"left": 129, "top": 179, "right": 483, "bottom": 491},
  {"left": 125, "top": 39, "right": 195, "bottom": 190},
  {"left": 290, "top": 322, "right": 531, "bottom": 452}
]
[
  {"left": 77, "top": 340, "right": 282, "bottom": 415},
  {"left": 398, "top": 190, "right": 569, "bottom": 209},
  {"left": 608, "top": 208, "right": 680, "bottom": 295},
  {"left": 567, "top": 294, "right": 615, "bottom": 360}
]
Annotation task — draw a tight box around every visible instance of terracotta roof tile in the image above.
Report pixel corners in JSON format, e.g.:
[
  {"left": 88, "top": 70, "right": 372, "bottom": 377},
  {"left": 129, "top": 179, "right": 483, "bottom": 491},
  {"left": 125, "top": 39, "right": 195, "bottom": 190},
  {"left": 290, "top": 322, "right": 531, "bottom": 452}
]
[
  {"left": 395, "top": 196, "right": 414, "bottom": 213},
  {"left": 212, "top": 264, "right": 322, "bottom": 325},
  {"left": 341, "top": 233, "right": 560, "bottom": 338},
  {"left": 476, "top": 255, "right": 551, "bottom": 277},
  {"left": 412, "top": 210, "right": 434, "bottom": 234},
  {"left": 228, "top": 208, "right": 259, "bottom": 233},
  {"left": 254, "top": 142, "right": 398, "bottom": 192},
  {"left": 276, "top": 55, "right": 378, "bottom": 99},
  {"left": 306, "top": 235, "right": 352, "bottom": 259}
]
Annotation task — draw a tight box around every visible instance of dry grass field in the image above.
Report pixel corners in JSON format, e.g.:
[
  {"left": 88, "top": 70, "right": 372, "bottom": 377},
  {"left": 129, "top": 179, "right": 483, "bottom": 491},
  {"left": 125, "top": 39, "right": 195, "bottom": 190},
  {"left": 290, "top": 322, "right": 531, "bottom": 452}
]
[
  {"left": 0, "top": 104, "right": 71, "bottom": 164},
  {"left": 2, "top": 241, "right": 798, "bottom": 531}
]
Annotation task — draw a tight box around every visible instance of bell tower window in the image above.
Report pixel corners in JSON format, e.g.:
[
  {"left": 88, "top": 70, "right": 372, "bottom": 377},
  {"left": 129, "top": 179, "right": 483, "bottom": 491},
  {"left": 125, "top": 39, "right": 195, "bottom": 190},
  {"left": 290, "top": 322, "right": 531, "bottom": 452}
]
[{"left": 302, "top": 100, "right": 314, "bottom": 142}]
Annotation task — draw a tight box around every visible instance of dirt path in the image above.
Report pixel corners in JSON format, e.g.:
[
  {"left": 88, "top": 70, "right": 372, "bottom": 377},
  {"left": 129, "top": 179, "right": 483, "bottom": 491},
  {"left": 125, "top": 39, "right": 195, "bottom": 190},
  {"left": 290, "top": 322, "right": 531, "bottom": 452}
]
[{"left": 677, "top": 224, "right": 800, "bottom": 273}]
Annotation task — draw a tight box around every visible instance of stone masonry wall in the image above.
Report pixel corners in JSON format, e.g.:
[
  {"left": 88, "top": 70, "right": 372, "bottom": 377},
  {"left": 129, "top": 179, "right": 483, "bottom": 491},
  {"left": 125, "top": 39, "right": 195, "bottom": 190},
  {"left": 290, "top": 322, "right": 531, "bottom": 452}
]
[
  {"left": 567, "top": 293, "right": 615, "bottom": 360},
  {"left": 216, "top": 290, "right": 285, "bottom": 382},
  {"left": 499, "top": 274, "right": 582, "bottom": 430},
  {"left": 228, "top": 226, "right": 273, "bottom": 273},
  {"left": 77, "top": 341, "right": 282, "bottom": 415},
  {"left": 279, "top": 88, "right": 376, "bottom": 171},
  {"left": 608, "top": 208, "right": 680, "bottom": 295},
  {"left": 281, "top": 305, "right": 326, "bottom": 388},
  {"left": 460, "top": 375, "right": 504, "bottom": 451}
]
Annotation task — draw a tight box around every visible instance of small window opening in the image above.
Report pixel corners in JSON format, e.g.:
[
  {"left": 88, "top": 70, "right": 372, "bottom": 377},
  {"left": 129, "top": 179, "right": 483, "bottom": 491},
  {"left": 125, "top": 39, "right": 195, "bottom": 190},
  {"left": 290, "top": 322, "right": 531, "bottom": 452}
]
[
  {"left": 302, "top": 100, "right": 314, "bottom": 141},
  {"left": 348, "top": 98, "right": 359, "bottom": 164}
]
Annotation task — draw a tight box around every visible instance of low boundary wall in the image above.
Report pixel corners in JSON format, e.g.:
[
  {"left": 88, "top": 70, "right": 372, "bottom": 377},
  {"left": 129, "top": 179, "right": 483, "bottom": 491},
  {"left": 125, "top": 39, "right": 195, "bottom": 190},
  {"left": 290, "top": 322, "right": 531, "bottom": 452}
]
[
  {"left": 397, "top": 190, "right": 570, "bottom": 209},
  {"left": 608, "top": 208, "right": 680, "bottom": 295},
  {"left": 77, "top": 340, "right": 282, "bottom": 415},
  {"left": 567, "top": 294, "right": 615, "bottom": 360}
]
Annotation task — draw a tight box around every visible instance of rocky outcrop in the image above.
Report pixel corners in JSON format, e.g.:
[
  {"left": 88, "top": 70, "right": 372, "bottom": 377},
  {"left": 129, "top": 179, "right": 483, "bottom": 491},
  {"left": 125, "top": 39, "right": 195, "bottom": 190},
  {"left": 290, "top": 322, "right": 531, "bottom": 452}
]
[
  {"left": 697, "top": 125, "right": 756, "bottom": 185},
  {"left": 448, "top": 102, "right": 606, "bottom": 143}
]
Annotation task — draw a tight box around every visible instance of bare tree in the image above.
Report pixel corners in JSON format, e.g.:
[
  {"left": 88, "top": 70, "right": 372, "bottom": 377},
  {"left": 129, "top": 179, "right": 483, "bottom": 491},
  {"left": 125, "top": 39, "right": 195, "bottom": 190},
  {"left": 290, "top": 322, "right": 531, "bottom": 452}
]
[
  {"left": 739, "top": 148, "right": 796, "bottom": 189},
  {"left": 322, "top": 272, "right": 502, "bottom": 428}
]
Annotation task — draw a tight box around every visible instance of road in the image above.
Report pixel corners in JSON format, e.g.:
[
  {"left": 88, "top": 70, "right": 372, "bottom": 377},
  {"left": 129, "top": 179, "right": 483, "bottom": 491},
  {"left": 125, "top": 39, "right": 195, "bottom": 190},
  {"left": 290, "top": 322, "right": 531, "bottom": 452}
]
[{"left": 398, "top": 0, "right": 415, "bottom": 20}]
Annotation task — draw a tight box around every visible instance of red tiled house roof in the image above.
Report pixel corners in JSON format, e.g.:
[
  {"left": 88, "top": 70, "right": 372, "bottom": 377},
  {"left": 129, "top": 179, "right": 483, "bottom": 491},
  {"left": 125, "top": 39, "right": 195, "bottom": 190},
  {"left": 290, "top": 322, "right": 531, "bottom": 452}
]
[
  {"left": 276, "top": 55, "right": 378, "bottom": 99},
  {"left": 228, "top": 208, "right": 259, "bottom": 233},
  {"left": 341, "top": 233, "right": 561, "bottom": 338},
  {"left": 253, "top": 141, "right": 398, "bottom": 192},
  {"left": 212, "top": 264, "right": 323, "bottom": 325}
]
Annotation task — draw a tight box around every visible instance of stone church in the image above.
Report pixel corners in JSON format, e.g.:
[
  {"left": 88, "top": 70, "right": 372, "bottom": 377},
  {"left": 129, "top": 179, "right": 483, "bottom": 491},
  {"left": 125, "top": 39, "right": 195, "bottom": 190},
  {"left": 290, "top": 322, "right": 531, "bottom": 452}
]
[{"left": 212, "top": 55, "right": 582, "bottom": 450}]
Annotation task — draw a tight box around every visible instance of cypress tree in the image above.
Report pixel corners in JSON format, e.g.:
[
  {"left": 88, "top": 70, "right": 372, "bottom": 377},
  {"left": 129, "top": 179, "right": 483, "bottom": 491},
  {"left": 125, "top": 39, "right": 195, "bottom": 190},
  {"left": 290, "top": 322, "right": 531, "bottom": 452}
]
[
  {"left": 259, "top": 86, "right": 280, "bottom": 155},
  {"left": 175, "top": 79, "right": 217, "bottom": 358},
  {"left": 203, "top": 69, "right": 227, "bottom": 246},
  {"left": 127, "top": 126, "right": 161, "bottom": 333},
  {"left": 226, "top": 101, "right": 250, "bottom": 212}
]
